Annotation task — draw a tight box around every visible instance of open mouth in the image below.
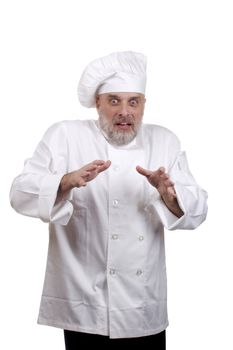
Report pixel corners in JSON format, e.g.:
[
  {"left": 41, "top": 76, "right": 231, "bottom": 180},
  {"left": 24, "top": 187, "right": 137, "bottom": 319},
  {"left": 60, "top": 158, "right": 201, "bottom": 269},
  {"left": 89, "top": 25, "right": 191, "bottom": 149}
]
[{"left": 115, "top": 122, "right": 132, "bottom": 129}]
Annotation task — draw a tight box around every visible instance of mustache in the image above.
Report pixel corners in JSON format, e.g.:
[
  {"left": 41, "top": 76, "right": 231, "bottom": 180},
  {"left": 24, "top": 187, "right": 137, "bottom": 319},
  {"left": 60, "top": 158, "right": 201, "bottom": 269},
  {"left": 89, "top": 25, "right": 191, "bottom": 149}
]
[{"left": 113, "top": 115, "right": 135, "bottom": 125}]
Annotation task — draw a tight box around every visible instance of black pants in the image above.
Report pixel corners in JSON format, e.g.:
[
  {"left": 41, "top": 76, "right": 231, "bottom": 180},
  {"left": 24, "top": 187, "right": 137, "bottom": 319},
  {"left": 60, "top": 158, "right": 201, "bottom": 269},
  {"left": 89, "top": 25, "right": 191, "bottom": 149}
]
[{"left": 64, "top": 329, "right": 166, "bottom": 349}]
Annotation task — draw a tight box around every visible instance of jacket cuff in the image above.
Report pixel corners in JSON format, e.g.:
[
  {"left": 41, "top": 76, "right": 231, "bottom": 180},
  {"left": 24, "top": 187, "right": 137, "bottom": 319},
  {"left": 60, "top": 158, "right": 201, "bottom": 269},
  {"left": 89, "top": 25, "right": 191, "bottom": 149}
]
[
  {"left": 147, "top": 186, "right": 185, "bottom": 228},
  {"left": 39, "top": 174, "right": 73, "bottom": 225},
  {"left": 157, "top": 183, "right": 207, "bottom": 230}
]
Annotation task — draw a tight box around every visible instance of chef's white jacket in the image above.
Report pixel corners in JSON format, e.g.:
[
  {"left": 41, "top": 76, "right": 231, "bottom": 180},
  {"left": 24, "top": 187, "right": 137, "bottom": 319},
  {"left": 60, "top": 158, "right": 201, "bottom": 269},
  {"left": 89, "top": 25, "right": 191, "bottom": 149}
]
[{"left": 10, "top": 119, "right": 208, "bottom": 338}]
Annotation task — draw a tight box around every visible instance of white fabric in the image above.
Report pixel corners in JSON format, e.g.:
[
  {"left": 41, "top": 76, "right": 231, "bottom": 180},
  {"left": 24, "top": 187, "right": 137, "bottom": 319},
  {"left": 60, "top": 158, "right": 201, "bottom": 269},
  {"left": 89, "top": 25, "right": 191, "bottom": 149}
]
[
  {"left": 78, "top": 51, "right": 147, "bottom": 108},
  {"left": 10, "top": 120, "right": 208, "bottom": 338},
  {"left": 97, "top": 71, "right": 146, "bottom": 95}
]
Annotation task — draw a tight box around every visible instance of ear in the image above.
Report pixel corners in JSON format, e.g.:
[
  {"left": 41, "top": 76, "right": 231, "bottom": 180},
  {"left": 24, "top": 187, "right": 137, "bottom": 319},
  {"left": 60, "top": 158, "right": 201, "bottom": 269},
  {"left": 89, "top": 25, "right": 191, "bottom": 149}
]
[{"left": 95, "top": 95, "right": 100, "bottom": 109}]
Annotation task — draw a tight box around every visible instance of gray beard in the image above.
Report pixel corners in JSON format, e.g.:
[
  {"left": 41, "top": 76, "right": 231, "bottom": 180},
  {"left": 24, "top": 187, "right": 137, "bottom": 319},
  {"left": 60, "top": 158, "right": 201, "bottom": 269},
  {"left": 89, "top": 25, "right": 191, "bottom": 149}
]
[{"left": 98, "top": 114, "right": 141, "bottom": 146}]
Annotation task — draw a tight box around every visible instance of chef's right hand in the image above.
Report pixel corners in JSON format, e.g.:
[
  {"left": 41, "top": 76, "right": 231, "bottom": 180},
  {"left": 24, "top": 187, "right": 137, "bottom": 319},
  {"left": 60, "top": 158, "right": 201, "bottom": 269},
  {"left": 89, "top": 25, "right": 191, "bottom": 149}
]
[{"left": 58, "top": 160, "right": 111, "bottom": 196}]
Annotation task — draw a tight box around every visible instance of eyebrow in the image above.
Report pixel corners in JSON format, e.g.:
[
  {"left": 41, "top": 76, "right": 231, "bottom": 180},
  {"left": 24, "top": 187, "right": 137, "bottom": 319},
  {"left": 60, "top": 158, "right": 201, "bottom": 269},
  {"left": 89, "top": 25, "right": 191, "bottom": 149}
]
[
  {"left": 129, "top": 96, "right": 140, "bottom": 100},
  {"left": 108, "top": 95, "right": 120, "bottom": 99},
  {"left": 107, "top": 94, "right": 141, "bottom": 100}
]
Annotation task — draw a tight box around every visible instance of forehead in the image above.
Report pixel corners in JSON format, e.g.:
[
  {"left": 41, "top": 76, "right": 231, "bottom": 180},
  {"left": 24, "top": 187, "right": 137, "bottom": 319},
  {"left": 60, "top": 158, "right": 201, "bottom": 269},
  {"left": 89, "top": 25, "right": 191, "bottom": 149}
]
[{"left": 98, "top": 92, "right": 144, "bottom": 100}]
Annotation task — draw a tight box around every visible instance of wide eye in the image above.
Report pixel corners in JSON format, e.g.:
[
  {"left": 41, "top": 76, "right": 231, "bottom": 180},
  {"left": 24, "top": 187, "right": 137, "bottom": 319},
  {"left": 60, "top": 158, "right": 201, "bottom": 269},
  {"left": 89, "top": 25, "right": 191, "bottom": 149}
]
[
  {"left": 110, "top": 98, "right": 119, "bottom": 105},
  {"left": 129, "top": 99, "right": 138, "bottom": 106}
]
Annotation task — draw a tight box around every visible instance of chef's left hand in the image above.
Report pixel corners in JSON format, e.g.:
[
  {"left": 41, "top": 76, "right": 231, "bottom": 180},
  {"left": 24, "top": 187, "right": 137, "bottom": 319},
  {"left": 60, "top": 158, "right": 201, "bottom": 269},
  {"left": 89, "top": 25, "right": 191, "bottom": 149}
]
[
  {"left": 136, "top": 166, "right": 176, "bottom": 197},
  {"left": 136, "top": 165, "right": 184, "bottom": 218}
]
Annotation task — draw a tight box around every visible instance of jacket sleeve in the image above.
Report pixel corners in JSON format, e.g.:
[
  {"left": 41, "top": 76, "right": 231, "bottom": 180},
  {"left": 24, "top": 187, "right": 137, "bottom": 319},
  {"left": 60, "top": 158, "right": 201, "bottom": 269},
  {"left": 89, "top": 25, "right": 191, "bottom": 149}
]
[
  {"left": 9, "top": 122, "right": 74, "bottom": 225},
  {"left": 150, "top": 135, "right": 208, "bottom": 230}
]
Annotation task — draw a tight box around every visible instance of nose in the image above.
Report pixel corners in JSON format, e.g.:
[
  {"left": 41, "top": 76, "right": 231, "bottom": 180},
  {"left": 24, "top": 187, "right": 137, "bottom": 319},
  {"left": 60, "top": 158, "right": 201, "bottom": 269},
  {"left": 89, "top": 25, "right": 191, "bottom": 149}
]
[{"left": 118, "top": 103, "right": 130, "bottom": 117}]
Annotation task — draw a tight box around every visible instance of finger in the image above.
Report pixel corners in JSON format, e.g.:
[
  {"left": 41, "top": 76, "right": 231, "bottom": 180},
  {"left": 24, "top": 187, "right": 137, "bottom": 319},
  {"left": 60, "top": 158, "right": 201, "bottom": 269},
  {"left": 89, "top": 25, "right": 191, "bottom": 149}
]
[
  {"left": 160, "top": 173, "right": 169, "bottom": 180},
  {"left": 93, "top": 160, "right": 106, "bottom": 166},
  {"left": 81, "top": 172, "right": 92, "bottom": 181},
  {"left": 136, "top": 165, "right": 153, "bottom": 177},
  {"left": 97, "top": 160, "right": 112, "bottom": 174},
  {"left": 158, "top": 167, "right": 166, "bottom": 174},
  {"left": 159, "top": 170, "right": 172, "bottom": 183},
  {"left": 84, "top": 164, "right": 98, "bottom": 172},
  {"left": 164, "top": 179, "right": 175, "bottom": 187}
]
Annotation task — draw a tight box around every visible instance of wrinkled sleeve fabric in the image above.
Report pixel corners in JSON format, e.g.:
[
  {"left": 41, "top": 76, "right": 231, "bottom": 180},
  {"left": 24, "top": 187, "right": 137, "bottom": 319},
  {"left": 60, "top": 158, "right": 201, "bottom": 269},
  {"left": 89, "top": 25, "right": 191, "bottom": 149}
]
[
  {"left": 151, "top": 134, "right": 208, "bottom": 230},
  {"left": 10, "top": 122, "right": 74, "bottom": 225}
]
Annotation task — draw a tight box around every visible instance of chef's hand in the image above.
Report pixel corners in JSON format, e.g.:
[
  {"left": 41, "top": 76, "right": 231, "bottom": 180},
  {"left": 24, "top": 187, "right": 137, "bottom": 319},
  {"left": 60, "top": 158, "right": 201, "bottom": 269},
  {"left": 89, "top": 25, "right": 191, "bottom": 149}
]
[
  {"left": 136, "top": 165, "right": 184, "bottom": 218},
  {"left": 58, "top": 160, "right": 111, "bottom": 196}
]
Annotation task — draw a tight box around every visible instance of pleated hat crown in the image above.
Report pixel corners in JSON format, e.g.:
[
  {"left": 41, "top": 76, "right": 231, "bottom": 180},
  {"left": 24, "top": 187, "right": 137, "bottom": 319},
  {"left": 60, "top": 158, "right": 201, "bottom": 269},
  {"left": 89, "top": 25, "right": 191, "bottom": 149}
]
[{"left": 78, "top": 51, "right": 147, "bottom": 108}]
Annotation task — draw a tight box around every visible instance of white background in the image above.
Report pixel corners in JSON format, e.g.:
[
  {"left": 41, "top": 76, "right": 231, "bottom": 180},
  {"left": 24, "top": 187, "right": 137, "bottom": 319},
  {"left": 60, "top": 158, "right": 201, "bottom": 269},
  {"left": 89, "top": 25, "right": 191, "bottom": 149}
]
[{"left": 0, "top": 0, "right": 232, "bottom": 349}]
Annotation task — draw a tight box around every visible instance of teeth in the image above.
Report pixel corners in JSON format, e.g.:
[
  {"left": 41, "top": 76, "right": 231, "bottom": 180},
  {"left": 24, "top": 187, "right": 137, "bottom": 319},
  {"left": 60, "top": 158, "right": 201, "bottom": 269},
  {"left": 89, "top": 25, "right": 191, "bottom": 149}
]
[{"left": 116, "top": 122, "right": 131, "bottom": 126}]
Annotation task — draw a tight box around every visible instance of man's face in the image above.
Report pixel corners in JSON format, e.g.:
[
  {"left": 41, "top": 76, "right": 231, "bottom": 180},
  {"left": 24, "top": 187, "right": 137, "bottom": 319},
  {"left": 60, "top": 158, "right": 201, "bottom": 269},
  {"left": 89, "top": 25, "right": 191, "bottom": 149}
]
[{"left": 96, "top": 92, "right": 146, "bottom": 146}]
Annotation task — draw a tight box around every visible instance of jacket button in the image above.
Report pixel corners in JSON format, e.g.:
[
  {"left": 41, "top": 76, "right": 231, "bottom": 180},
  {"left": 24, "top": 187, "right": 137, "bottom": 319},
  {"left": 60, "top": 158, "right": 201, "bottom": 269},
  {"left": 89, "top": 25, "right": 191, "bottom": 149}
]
[
  {"left": 109, "top": 268, "right": 116, "bottom": 275},
  {"left": 112, "top": 234, "right": 119, "bottom": 240},
  {"left": 136, "top": 269, "right": 143, "bottom": 276},
  {"left": 113, "top": 199, "right": 119, "bottom": 206},
  {"left": 138, "top": 235, "right": 144, "bottom": 241},
  {"left": 113, "top": 165, "right": 120, "bottom": 171}
]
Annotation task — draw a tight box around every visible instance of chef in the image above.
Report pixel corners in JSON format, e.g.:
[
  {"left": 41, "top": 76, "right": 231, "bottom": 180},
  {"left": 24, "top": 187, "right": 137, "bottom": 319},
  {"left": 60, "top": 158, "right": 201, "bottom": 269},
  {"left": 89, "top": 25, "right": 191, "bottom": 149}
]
[{"left": 10, "top": 51, "right": 208, "bottom": 349}]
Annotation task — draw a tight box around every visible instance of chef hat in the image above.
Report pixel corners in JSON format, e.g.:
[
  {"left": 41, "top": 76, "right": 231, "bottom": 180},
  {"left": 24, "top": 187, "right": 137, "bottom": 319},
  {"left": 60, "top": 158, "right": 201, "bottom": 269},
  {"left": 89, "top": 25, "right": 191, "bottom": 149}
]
[{"left": 78, "top": 51, "right": 147, "bottom": 108}]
